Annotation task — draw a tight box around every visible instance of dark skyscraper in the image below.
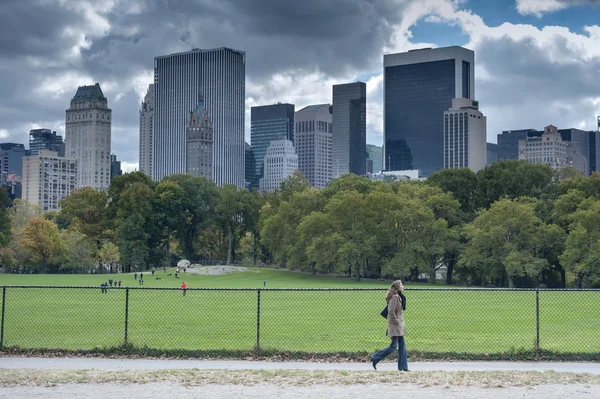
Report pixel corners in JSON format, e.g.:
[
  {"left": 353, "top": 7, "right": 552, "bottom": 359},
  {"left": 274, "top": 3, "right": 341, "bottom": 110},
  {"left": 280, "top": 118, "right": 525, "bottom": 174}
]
[
  {"left": 245, "top": 142, "right": 256, "bottom": 190},
  {"left": 332, "top": 82, "right": 366, "bottom": 177},
  {"left": 250, "top": 103, "right": 295, "bottom": 183},
  {"left": 384, "top": 46, "right": 474, "bottom": 176},
  {"left": 110, "top": 154, "right": 122, "bottom": 182},
  {"left": 29, "top": 129, "right": 65, "bottom": 157}
]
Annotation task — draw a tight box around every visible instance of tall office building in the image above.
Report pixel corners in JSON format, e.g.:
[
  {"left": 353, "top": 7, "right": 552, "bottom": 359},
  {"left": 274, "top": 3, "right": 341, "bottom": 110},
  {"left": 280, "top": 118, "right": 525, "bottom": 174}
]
[
  {"left": 443, "top": 98, "right": 487, "bottom": 172},
  {"left": 22, "top": 150, "right": 78, "bottom": 211},
  {"left": 498, "top": 127, "right": 600, "bottom": 175},
  {"left": 366, "top": 144, "right": 383, "bottom": 174},
  {"left": 250, "top": 103, "right": 295, "bottom": 184},
  {"left": 518, "top": 125, "right": 588, "bottom": 174},
  {"left": 65, "top": 83, "right": 111, "bottom": 190},
  {"left": 245, "top": 142, "right": 256, "bottom": 190},
  {"left": 139, "top": 84, "right": 154, "bottom": 177},
  {"left": 259, "top": 139, "right": 298, "bottom": 193},
  {"left": 384, "top": 46, "right": 475, "bottom": 175},
  {"left": 110, "top": 154, "right": 122, "bottom": 183},
  {"left": 153, "top": 47, "right": 245, "bottom": 187},
  {"left": 486, "top": 143, "right": 498, "bottom": 166},
  {"left": 295, "top": 104, "right": 333, "bottom": 188},
  {"left": 0, "top": 143, "right": 26, "bottom": 182},
  {"left": 185, "top": 93, "right": 214, "bottom": 179},
  {"left": 29, "top": 129, "right": 65, "bottom": 157},
  {"left": 332, "top": 82, "right": 366, "bottom": 177}
]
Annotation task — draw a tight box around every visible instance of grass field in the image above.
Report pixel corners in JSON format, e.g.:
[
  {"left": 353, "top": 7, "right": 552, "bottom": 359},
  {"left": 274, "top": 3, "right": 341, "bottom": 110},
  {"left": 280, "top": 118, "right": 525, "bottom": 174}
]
[{"left": 1, "top": 268, "right": 599, "bottom": 356}]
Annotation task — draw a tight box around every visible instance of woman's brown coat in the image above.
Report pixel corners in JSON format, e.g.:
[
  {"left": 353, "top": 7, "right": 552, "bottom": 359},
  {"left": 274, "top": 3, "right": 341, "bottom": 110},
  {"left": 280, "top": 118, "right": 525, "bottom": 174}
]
[{"left": 386, "top": 293, "right": 406, "bottom": 337}]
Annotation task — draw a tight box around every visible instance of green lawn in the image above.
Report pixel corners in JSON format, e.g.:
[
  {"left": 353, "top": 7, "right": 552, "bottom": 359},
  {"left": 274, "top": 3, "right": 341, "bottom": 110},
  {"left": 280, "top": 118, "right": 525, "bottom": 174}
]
[{"left": 0, "top": 268, "right": 598, "bottom": 355}]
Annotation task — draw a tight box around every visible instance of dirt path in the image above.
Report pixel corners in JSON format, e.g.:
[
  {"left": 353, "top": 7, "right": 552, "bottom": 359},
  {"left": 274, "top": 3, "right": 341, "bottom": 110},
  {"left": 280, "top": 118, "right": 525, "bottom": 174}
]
[{"left": 1, "top": 383, "right": 598, "bottom": 398}]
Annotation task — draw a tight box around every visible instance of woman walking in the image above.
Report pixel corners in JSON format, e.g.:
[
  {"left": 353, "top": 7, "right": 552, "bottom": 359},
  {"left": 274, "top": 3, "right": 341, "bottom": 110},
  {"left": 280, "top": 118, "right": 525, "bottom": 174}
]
[{"left": 371, "top": 280, "right": 408, "bottom": 371}]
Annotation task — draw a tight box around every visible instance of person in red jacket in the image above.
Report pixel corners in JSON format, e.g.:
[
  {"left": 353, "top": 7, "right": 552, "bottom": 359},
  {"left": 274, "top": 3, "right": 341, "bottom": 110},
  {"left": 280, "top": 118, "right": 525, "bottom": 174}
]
[{"left": 181, "top": 282, "right": 187, "bottom": 296}]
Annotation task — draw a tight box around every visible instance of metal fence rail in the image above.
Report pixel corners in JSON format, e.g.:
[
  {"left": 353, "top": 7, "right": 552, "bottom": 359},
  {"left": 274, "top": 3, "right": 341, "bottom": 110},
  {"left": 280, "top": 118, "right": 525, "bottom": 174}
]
[{"left": 1, "top": 286, "right": 599, "bottom": 356}]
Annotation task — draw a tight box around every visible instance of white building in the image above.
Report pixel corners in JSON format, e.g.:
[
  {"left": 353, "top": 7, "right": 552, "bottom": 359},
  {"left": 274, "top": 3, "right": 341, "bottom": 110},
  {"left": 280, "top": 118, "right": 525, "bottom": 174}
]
[
  {"left": 153, "top": 48, "right": 245, "bottom": 187},
  {"left": 519, "top": 125, "right": 588, "bottom": 174},
  {"left": 443, "top": 98, "right": 487, "bottom": 172},
  {"left": 295, "top": 104, "right": 333, "bottom": 188},
  {"left": 369, "top": 169, "right": 423, "bottom": 182},
  {"left": 139, "top": 84, "right": 154, "bottom": 177},
  {"left": 65, "top": 83, "right": 111, "bottom": 191},
  {"left": 22, "top": 150, "right": 78, "bottom": 211},
  {"left": 259, "top": 139, "right": 298, "bottom": 193}
]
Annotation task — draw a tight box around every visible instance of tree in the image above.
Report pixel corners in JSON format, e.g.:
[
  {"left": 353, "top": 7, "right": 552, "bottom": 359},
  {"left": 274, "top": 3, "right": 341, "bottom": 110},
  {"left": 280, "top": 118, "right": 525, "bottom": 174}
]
[
  {"left": 9, "top": 199, "right": 42, "bottom": 272},
  {"left": 161, "top": 175, "right": 219, "bottom": 261},
  {"left": 476, "top": 160, "right": 553, "bottom": 209},
  {"left": 460, "top": 199, "right": 562, "bottom": 287},
  {"left": 427, "top": 168, "right": 478, "bottom": 216},
  {"left": 59, "top": 187, "right": 110, "bottom": 247},
  {"left": 108, "top": 171, "right": 154, "bottom": 218},
  {"left": 98, "top": 242, "right": 120, "bottom": 274},
  {"left": 20, "top": 218, "right": 66, "bottom": 273},
  {"left": 0, "top": 248, "right": 15, "bottom": 272},
  {"left": 153, "top": 180, "right": 186, "bottom": 266},
  {"left": 61, "top": 229, "right": 96, "bottom": 273},
  {"left": 0, "top": 188, "right": 12, "bottom": 246},
  {"left": 117, "top": 183, "right": 154, "bottom": 271}
]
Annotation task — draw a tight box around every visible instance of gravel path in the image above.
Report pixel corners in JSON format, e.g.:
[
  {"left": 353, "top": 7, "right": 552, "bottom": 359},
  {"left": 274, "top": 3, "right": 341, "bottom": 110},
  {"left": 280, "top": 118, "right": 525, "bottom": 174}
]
[{"left": 1, "top": 383, "right": 599, "bottom": 399}]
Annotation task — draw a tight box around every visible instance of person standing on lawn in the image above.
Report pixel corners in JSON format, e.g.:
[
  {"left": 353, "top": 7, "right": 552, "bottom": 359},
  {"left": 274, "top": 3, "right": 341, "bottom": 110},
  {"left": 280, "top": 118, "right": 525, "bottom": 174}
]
[
  {"left": 181, "top": 282, "right": 187, "bottom": 296},
  {"left": 370, "top": 280, "right": 408, "bottom": 371}
]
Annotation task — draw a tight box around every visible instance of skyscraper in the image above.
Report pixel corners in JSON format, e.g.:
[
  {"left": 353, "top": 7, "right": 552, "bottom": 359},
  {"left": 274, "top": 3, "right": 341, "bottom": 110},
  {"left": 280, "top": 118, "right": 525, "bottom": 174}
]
[
  {"left": 110, "top": 154, "right": 122, "bottom": 183},
  {"left": 29, "top": 129, "right": 65, "bottom": 157},
  {"left": 259, "top": 139, "right": 298, "bottom": 193},
  {"left": 295, "top": 104, "right": 333, "bottom": 188},
  {"left": 153, "top": 47, "right": 245, "bottom": 187},
  {"left": 384, "top": 46, "right": 475, "bottom": 175},
  {"left": 443, "top": 98, "right": 487, "bottom": 172},
  {"left": 65, "top": 83, "right": 111, "bottom": 190},
  {"left": 0, "top": 143, "right": 26, "bottom": 182},
  {"left": 139, "top": 84, "right": 154, "bottom": 177},
  {"left": 245, "top": 142, "right": 256, "bottom": 190},
  {"left": 366, "top": 144, "right": 383, "bottom": 173},
  {"left": 250, "top": 103, "right": 295, "bottom": 184},
  {"left": 487, "top": 143, "right": 498, "bottom": 166},
  {"left": 332, "top": 82, "right": 366, "bottom": 177},
  {"left": 185, "top": 93, "right": 213, "bottom": 179}
]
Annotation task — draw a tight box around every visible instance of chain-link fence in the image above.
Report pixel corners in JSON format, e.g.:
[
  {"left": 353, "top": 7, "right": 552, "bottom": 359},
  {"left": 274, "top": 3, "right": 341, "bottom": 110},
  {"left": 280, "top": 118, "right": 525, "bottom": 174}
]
[{"left": 1, "top": 286, "right": 599, "bottom": 357}]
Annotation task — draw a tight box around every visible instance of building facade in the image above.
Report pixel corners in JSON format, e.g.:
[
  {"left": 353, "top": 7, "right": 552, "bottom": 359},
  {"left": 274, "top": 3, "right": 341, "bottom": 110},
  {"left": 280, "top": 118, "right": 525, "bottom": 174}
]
[
  {"left": 443, "top": 98, "right": 487, "bottom": 172},
  {"left": 366, "top": 144, "right": 383, "bottom": 174},
  {"left": 332, "top": 82, "right": 366, "bottom": 177},
  {"left": 259, "top": 139, "right": 298, "bottom": 193},
  {"left": 250, "top": 103, "right": 295, "bottom": 185},
  {"left": 153, "top": 48, "right": 245, "bottom": 187},
  {"left": 22, "top": 150, "right": 78, "bottom": 211},
  {"left": 0, "top": 143, "right": 26, "bottom": 183},
  {"left": 185, "top": 94, "right": 214, "bottom": 179},
  {"left": 384, "top": 46, "right": 475, "bottom": 175},
  {"left": 29, "top": 129, "right": 64, "bottom": 157},
  {"left": 294, "top": 104, "right": 333, "bottom": 188},
  {"left": 518, "top": 125, "right": 588, "bottom": 174},
  {"left": 65, "top": 83, "right": 111, "bottom": 191},
  {"left": 245, "top": 142, "right": 256, "bottom": 190},
  {"left": 110, "top": 154, "right": 122, "bottom": 183},
  {"left": 486, "top": 143, "right": 498, "bottom": 166},
  {"left": 499, "top": 127, "right": 600, "bottom": 175},
  {"left": 139, "top": 84, "right": 154, "bottom": 177}
]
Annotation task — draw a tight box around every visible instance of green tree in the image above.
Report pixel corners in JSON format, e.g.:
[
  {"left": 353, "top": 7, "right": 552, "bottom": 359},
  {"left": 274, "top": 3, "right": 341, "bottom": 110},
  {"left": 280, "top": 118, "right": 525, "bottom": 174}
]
[
  {"left": 60, "top": 229, "right": 96, "bottom": 273},
  {"left": 153, "top": 180, "right": 186, "bottom": 266},
  {"left": 117, "top": 183, "right": 154, "bottom": 271},
  {"left": 9, "top": 199, "right": 43, "bottom": 272},
  {"left": 20, "top": 218, "right": 66, "bottom": 273},
  {"left": 59, "top": 187, "right": 110, "bottom": 247},
  {"left": 161, "top": 174, "right": 219, "bottom": 261},
  {"left": 427, "top": 168, "right": 478, "bottom": 216},
  {"left": 98, "top": 242, "right": 120, "bottom": 274},
  {"left": 108, "top": 171, "right": 154, "bottom": 218},
  {"left": 476, "top": 160, "right": 553, "bottom": 209},
  {"left": 0, "top": 188, "right": 12, "bottom": 246}
]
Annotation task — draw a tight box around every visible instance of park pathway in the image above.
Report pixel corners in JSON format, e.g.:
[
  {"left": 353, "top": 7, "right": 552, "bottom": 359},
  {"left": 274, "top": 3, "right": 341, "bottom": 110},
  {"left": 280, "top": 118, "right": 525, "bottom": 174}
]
[{"left": 0, "top": 357, "right": 599, "bottom": 374}]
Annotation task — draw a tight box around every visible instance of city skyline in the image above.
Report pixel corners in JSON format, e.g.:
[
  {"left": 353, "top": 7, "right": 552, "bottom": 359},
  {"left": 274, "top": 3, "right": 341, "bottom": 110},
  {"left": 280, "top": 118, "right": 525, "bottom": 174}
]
[{"left": 1, "top": 0, "right": 600, "bottom": 173}]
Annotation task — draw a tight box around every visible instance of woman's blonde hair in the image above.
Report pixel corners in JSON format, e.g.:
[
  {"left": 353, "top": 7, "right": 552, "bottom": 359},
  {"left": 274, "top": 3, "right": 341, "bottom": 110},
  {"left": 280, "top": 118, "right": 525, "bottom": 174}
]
[{"left": 385, "top": 280, "right": 402, "bottom": 302}]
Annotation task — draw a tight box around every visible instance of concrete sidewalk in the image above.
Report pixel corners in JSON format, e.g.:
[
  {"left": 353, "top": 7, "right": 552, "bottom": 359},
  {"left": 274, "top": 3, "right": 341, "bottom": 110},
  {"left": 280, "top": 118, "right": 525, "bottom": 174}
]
[{"left": 0, "top": 357, "right": 598, "bottom": 374}]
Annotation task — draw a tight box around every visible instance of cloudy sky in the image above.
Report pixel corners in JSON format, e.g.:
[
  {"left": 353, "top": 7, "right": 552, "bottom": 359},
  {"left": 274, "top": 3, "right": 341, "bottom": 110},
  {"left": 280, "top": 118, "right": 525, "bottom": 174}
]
[{"left": 1, "top": 0, "right": 600, "bottom": 172}]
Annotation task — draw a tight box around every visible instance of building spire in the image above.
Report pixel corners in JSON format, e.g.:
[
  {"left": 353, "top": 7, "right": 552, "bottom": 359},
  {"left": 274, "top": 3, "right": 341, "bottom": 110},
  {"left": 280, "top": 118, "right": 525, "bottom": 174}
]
[{"left": 195, "top": 89, "right": 204, "bottom": 116}]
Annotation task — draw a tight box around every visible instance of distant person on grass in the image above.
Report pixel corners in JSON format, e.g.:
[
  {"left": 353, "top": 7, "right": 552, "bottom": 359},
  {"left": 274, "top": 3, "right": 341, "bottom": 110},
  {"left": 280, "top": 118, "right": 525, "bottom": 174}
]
[
  {"left": 134, "top": 272, "right": 137, "bottom": 280},
  {"left": 109, "top": 276, "right": 113, "bottom": 286},
  {"left": 371, "top": 280, "right": 408, "bottom": 371},
  {"left": 181, "top": 282, "right": 187, "bottom": 296}
]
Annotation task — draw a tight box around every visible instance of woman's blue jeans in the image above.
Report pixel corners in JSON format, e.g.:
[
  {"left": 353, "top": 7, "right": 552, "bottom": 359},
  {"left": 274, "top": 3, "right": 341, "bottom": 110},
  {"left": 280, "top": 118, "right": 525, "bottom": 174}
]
[{"left": 371, "top": 336, "right": 408, "bottom": 371}]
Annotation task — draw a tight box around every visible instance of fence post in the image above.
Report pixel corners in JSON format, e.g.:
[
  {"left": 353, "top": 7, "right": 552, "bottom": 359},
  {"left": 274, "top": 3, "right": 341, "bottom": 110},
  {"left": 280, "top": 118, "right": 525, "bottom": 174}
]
[
  {"left": 0, "top": 286, "right": 5, "bottom": 348},
  {"left": 124, "top": 288, "right": 129, "bottom": 345},
  {"left": 535, "top": 288, "right": 540, "bottom": 355},
  {"left": 256, "top": 289, "right": 261, "bottom": 352}
]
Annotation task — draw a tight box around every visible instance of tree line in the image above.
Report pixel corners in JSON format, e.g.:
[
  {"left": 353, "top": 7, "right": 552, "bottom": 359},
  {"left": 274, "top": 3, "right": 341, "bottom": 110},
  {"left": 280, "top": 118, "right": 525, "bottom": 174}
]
[{"left": 0, "top": 160, "right": 599, "bottom": 288}]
